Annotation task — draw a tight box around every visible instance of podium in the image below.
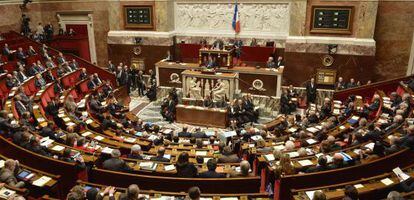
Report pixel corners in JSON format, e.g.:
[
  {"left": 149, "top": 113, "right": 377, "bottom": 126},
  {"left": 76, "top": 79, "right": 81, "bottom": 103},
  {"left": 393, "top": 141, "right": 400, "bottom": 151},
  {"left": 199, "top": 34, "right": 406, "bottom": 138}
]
[{"left": 199, "top": 49, "right": 234, "bottom": 68}]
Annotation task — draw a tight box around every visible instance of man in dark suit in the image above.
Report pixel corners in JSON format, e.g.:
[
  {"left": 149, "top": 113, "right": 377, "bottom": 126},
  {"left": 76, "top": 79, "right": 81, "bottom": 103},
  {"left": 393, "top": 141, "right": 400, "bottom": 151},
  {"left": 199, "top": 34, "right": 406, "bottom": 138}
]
[
  {"left": 367, "top": 94, "right": 381, "bottom": 112},
  {"left": 107, "top": 60, "right": 115, "bottom": 73},
  {"left": 218, "top": 146, "right": 240, "bottom": 163},
  {"left": 87, "top": 75, "right": 97, "bottom": 90},
  {"left": 306, "top": 156, "right": 329, "bottom": 173},
  {"left": 306, "top": 78, "right": 317, "bottom": 105},
  {"left": 203, "top": 95, "right": 214, "bottom": 108},
  {"left": 266, "top": 57, "right": 276, "bottom": 68},
  {"left": 118, "top": 184, "right": 140, "bottom": 200},
  {"left": 335, "top": 77, "right": 347, "bottom": 91},
  {"left": 56, "top": 52, "right": 66, "bottom": 64},
  {"left": 328, "top": 153, "right": 349, "bottom": 169},
  {"left": 178, "top": 126, "right": 192, "bottom": 137},
  {"left": 14, "top": 95, "right": 27, "bottom": 116},
  {"left": 150, "top": 147, "right": 170, "bottom": 162},
  {"left": 46, "top": 98, "right": 60, "bottom": 117},
  {"left": 69, "top": 59, "right": 79, "bottom": 70},
  {"left": 2, "top": 44, "right": 11, "bottom": 58},
  {"left": 402, "top": 125, "right": 414, "bottom": 150},
  {"left": 198, "top": 159, "right": 226, "bottom": 178},
  {"left": 6, "top": 74, "right": 17, "bottom": 89},
  {"left": 15, "top": 48, "right": 27, "bottom": 64},
  {"left": 40, "top": 121, "right": 60, "bottom": 141},
  {"left": 275, "top": 56, "right": 284, "bottom": 68},
  {"left": 136, "top": 70, "right": 145, "bottom": 96},
  {"left": 102, "top": 115, "right": 117, "bottom": 130},
  {"left": 90, "top": 94, "right": 104, "bottom": 117},
  {"left": 347, "top": 78, "right": 357, "bottom": 89},
  {"left": 102, "top": 149, "right": 133, "bottom": 172},
  {"left": 127, "top": 145, "right": 143, "bottom": 160},
  {"left": 193, "top": 127, "right": 207, "bottom": 138},
  {"left": 79, "top": 68, "right": 87, "bottom": 80}
]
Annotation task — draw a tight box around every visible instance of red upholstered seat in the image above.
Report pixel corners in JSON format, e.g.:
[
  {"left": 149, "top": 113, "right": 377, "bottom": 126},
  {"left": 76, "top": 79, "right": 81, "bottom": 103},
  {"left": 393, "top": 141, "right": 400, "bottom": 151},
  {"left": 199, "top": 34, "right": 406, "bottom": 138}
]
[
  {"left": 80, "top": 81, "right": 89, "bottom": 93},
  {"left": 28, "top": 80, "right": 37, "bottom": 94},
  {"left": 43, "top": 92, "right": 51, "bottom": 103},
  {"left": 41, "top": 96, "right": 49, "bottom": 108},
  {"left": 47, "top": 87, "right": 55, "bottom": 99}
]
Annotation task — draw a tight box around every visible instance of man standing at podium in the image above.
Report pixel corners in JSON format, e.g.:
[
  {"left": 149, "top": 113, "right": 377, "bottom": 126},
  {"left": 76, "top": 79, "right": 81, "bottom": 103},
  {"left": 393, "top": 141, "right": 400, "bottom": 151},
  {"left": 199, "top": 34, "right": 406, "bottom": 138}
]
[{"left": 306, "top": 78, "right": 317, "bottom": 105}]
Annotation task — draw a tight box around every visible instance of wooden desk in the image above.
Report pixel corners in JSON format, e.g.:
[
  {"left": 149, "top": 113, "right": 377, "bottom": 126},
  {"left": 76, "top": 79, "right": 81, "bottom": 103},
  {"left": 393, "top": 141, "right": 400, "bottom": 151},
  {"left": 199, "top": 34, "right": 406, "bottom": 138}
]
[{"left": 176, "top": 105, "right": 228, "bottom": 128}]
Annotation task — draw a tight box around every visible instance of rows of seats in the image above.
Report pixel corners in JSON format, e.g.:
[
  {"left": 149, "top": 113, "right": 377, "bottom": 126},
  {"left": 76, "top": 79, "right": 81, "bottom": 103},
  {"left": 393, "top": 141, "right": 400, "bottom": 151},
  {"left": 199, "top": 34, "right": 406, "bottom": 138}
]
[{"left": 1, "top": 31, "right": 414, "bottom": 200}]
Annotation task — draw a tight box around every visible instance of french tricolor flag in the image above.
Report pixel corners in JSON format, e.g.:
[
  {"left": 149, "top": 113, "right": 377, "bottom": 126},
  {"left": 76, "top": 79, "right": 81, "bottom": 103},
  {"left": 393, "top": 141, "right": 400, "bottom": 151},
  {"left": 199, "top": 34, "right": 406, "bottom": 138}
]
[{"left": 232, "top": 1, "right": 240, "bottom": 34}]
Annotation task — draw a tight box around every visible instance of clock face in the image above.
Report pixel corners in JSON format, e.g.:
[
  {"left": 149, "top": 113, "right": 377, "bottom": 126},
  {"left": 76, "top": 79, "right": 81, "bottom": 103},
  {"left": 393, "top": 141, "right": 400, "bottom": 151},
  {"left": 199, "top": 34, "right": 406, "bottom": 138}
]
[{"left": 133, "top": 46, "right": 142, "bottom": 56}]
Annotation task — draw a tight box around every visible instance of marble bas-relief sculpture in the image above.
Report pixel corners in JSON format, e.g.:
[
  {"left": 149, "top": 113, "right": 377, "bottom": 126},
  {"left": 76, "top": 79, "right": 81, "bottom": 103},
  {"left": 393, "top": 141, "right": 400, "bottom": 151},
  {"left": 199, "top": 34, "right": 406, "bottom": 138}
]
[{"left": 175, "top": 3, "right": 290, "bottom": 35}]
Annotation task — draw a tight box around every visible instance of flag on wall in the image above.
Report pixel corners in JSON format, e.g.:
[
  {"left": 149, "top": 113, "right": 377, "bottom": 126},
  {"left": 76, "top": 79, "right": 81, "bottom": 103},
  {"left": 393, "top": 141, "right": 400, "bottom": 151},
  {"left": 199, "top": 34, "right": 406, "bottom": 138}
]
[{"left": 232, "top": 1, "right": 240, "bottom": 34}]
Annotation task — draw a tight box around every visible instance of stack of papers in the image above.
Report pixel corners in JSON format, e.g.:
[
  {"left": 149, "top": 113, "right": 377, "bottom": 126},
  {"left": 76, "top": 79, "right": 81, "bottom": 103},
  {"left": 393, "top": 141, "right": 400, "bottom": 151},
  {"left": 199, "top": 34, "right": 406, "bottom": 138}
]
[
  {"left": 0, "top": 187, "right": 15, "bottom": 199},
  {"left": 298, "top": 159, "right": 313, "bottom": 167},
  {"left": 264, "top": 154, "right": 275, "bottom": 161},
  {"left": 94, "top": 136, "right": 104, "bottom": 141},
  {"left": 164, "top": 165, "right": 175, "bottom": 171},
  {"left": 101, "top": 147, "right": 113, "bottom": 154},
  {"left": 195, "top": 151, "right": 207, "bottom": 156},
  {"left": 82, "top": 132, "right": 93, "bottom": 137},
  {"left": 32, "top": 176, "right": 52, "bottom": 187},
  {"left": 52, "top": 145, "right": 65, "bottom": 151},
  {"left": 306, "top": 138, "right": 317, "bottom": 145},
  {"left": 380, "top": 178, "right": 394, "bottom": 186},
  {"left": 393, "top": 167, "right": 411, "bottom": 182}
]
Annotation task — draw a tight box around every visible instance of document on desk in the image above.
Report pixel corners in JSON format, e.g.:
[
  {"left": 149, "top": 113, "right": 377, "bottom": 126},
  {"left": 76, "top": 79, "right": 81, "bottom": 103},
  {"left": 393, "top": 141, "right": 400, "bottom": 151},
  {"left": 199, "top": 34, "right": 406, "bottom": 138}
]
[
  {"left": 0, "top": 187, "right": 16, "bottom": 199},
  {"left": 264, "top": 154, "right": 275, "bottom": 161},
  {"left": 196, "top": 151, "right": 207, "bottom": 156},
  {"left": 164, "top": 165, "right": 175, "bottom": 171},
  {"left": 32, "top": 176, "right": 52, "bottom": 187},
  {"left": 298, "top": 159, "right": 313, "bottom": 167},
  {"left": 52, "top": 145, "right": 65, "bottom": 152},
  {"left": 393, "top": 167, "right": 411, "bottom": 182},
  {"left": 381, "top": 178, "right": 394, "bottom": 186}
]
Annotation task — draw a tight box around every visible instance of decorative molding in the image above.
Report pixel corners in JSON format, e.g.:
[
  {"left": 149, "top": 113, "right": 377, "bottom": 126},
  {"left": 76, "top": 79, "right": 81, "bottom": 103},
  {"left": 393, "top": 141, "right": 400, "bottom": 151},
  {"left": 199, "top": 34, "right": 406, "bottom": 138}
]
[
  {"left": 285, "top": 36, "right": 376, "bottom": 56},
  {"left": 57, "top": 12, "right": 98, "bottom": 63}
]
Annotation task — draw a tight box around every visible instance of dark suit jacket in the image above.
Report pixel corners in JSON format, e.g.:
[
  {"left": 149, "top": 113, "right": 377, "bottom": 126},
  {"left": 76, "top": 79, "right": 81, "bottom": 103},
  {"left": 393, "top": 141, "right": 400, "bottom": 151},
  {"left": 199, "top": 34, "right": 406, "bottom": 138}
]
[
  {"left": 178, "top": 131, "right": 192, "bottom": 137},
  {"left": 150, "top": 156, "right": 170, "bottom": 163},
  {"left": 175, "top": 163, "right": 198, "bottom": 178},
  {"left": 102, "top": 158, "right": 133, "bottom": 172},
  {"left": 198, "top": 170, "right": 226, "bottom": 178},
  {"left": 218, "top": 154, "right": 240, "bottom": 163},
  {"left": 46, "top": 102, "right": 59, "bottom": 116},
  {"left": 15, "top": 101, "right": 27, "bottom": 116},
  {"left": 193, "top": 131, "right": 208, "bottom": 138}
]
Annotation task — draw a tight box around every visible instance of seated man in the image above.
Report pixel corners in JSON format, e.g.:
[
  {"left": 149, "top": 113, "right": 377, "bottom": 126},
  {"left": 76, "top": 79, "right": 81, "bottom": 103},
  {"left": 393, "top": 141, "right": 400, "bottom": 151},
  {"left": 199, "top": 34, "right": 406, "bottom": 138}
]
[
  {"left": 127, "top": 145, "right": 143, "bottom": 160},
  {"left": 178, "top": 126, "right": 192, "bottom": 137},
  {"left": 198, "top": 159, "right": 226, "bottom": 178},
  {"left": 118, "top": 184, "right": 140, "bottom": 200},
  {"left": 229, "top": 160, "right": 254, "bottom": 177},
  {"left": 188, "top": 187, "right": 201, "bottom": 200},
  {"left": 150, "top": 147, "right": 170, "bottom": 162},
  {"left": 328, "top": 153, "right": 349, "bottom": 169},
  {"left": 218, "top": 146, "right": 240, "bottom": 163},
  {"left": 102, "top": 149, "right": 133, "bottom": 172},
  {"left": 0, "top": 159, "right": 25, "bottom": 188},
  {"left": 192, "top": 127, "right": 207, "bottom": 138},
  {"left": 275, "top": 56, "right": 284, "bottom": 68},
  {"left": 266, "top": 57, "right": 275, "bottom": 68}
]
